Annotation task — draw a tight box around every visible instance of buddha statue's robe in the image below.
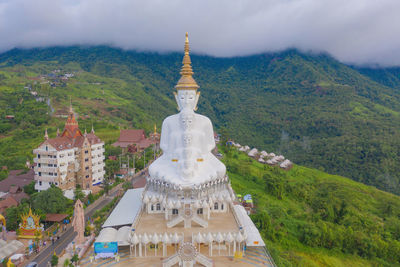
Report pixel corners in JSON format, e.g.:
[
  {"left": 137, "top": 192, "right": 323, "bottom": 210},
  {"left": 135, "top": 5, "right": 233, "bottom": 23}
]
[{"left": 149, "top": 110, "right": 226, "bottom": 187}]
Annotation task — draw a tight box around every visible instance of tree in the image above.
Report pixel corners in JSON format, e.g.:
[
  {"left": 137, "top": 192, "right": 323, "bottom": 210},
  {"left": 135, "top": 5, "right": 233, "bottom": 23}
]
[
  {"left": 70, "top": 254, "right": 79, "bottom": 266},
  {"left": 23, "top": 181, "right": 36, "bottom": 196},
  {"left": 63, "top": 259, "right": 72, "bottom": 267},
  {"left": 51, "top": 253, "right": 59, "bottom": 266},
  {"left": 31, "top": 186, "right": 71, "bottom": 214},
  {"left": 105, "top": 159, "right": 119, "bottom": 179},
  {"left": 74, "top": 186, "right": 85, "bottom": 203},
  {"left": 5, "top": 203, "right": 29, "bottom": 231},
  {"left": 122, "top": 181, "right": 132, "bottom": 191}
]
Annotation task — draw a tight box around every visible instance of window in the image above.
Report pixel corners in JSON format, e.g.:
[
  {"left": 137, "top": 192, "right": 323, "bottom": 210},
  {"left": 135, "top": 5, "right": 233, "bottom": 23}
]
[
  {"left": 85, "top": 158, "right": 89, "bottom": 162},
  {"left": 197, "top": 208, "right": 203, "bottom": 215},
  {"left": 86, "top": 175, "right": 89, "bottom": 178},
  {"left": 55, "top": 182, "right": 58, "bottom": 185},
  {"left": 48, "top": 164, "right": 53, "bottom": 167},
  {"left": 214, "top": 202, "right": 219, "bottom": 210},
  {"left": 54, "top": 164, "right": 57, "bottom": 167},
  {"left": 221, "top": 204, "right": 224, "bottom": 210},
  {"left": 39, "top": 181, "right": 42, "bottom": 186},
  {"left": 38, "top": 172, "right": 41, "bottom": 176},
  {"left": 85, "top": 150, "right": 88, "bottom": 154},
  {"left": 45, "top": 146, "right": 48, "bottom": 151},
  {"left": 38, "top": 163, "right": 41, "bottom": 167},
  {"left": 38, "top": 154, "right": 41, "bottom": 159},
  {"left": 172, "top": 209, "right": 179, "bottom": 215},
  {"left": 85, "top": 167, "right": 89, "bottom": 170},
  {"left": 156, "top": 203, "right": 161, "bottom": 211},
  {"left": 151, "top": 205, "right": 154, "bottom": 211}
]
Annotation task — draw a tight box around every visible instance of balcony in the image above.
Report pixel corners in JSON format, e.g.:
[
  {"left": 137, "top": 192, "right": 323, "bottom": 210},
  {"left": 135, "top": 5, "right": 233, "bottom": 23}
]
[
  {"left": 34, "top": 166, "right": 57, "bottom": 173},
  {"left": 33, "top": 158, "right": 57, "bottom": 164},
  {"left": 34, "top": 174, "right": 58, "bottom": 182}
]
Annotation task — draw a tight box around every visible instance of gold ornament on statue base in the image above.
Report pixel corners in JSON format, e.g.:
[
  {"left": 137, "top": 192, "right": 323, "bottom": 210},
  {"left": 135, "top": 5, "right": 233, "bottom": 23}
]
[{"left": 18, "top": 209, "right": 43, "bottom": 239}]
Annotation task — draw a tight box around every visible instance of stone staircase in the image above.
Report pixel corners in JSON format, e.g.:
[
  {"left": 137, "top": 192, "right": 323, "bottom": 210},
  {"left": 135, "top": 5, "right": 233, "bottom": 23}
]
[
  {"left": 241, "top": 246, "right": 276, "bottom": 267},
  {"left": 192, "top": 215, "right": 208, "bottom": 228},
  {"left": 167, "top": 215, "right": 184, "bottom": 228}
]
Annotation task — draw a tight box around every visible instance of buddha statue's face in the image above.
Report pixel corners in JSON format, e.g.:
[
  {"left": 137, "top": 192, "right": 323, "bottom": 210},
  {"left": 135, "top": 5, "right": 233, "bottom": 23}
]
[
  {"left": 177, "top": 90, "right": 197, "bottom": 111},
  {"left": 180, "top": 112, "right": 194, "bottom": 130}
]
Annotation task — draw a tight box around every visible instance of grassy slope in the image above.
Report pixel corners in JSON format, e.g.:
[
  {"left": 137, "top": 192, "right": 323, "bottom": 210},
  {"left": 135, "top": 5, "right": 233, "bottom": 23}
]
[{"left": 222, "top": 148, "right": 400, "bottom": 266}]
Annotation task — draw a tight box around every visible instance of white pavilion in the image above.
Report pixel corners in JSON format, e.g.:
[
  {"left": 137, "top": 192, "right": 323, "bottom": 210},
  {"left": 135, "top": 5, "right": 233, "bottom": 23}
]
[{"left": 94, "top": 33, "right": 274, "bottom": 267}]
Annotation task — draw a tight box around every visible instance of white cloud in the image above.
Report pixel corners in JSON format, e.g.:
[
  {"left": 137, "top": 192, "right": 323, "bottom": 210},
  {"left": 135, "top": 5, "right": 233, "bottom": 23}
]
[{"left": 0, "top": 0, "right": 399, "bottom": 66}]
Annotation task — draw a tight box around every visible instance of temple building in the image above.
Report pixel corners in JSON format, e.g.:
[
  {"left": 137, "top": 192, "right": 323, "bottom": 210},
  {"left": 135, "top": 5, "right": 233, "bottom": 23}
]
[
  {"left": 91, "top": 34, "right": 275, "bottom": 267},
  {"left": 33, "top": 105, "right": 105, "bottom": 193},
  {"left": 112, "top": 126, "right": 160, "bottom": 153}
]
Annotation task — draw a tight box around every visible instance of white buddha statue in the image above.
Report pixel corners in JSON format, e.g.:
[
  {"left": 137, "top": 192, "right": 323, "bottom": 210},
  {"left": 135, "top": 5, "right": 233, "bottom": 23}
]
[{"left": 149, "top": 33, "right": 226, "bottom": 187}]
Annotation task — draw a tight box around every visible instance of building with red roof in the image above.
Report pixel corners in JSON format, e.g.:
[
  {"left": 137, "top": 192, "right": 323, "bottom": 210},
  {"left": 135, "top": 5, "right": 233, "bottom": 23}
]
[
  {"left": 112, "top": 125, "right": 160, "bottom": 153},
  {"left": 33, "top": 104, "right": 105, "bottom": 193}
]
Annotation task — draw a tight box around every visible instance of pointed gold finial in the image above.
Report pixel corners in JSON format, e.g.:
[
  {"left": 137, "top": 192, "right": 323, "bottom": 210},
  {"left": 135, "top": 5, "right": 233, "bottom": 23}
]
[
  {"left": 154, "top": 124, "right": 157, "bottom": 134},
  {"left": 175, "top": 32, "right": 199, "bottom": 90},
  {"left": 44, "top": 128, "right": 49, "bottom": 140}
]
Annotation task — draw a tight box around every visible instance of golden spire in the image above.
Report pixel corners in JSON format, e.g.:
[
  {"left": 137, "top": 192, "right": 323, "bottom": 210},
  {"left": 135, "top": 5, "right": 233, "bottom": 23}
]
[
  {"left": 175, "top": 32, "right": 199, "bottom": 90},
  {"left": 44, "top": 128, "right": 49, "bottom": 140},
  {"left": 154, "top": 124, "right": 157, "bottom": 134}
]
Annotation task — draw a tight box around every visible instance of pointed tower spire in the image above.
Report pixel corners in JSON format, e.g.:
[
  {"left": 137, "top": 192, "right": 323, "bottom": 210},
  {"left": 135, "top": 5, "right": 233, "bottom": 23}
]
[
  {"left": 84, "top": 128, "right": 87, "bottom": 135},
  {"left": 175, "top": 32, "right": 199, "bottom": 91},
  {"left": 91, "top": 124, "right": 95, "bottom": 134},
  {"left": 44, "top": 128, "right": 49, "bottom": 140},
  {"left": 56, "top": 128, "right": 60, "bottom": 137},
  {"left": 62, "top": 100, "right": 81, "bottom": 138},
  {"left": 69, "top": 96, "right": 73, "bottom": 114},
  {"left": 154, "top": 124, "right": 157, "bottom": 134}
]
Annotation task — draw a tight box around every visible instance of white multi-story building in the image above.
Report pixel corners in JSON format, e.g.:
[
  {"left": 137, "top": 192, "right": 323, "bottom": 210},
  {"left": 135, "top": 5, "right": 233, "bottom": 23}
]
[{"left": 33, "top": 105, "right": 105, "bottom": 192}]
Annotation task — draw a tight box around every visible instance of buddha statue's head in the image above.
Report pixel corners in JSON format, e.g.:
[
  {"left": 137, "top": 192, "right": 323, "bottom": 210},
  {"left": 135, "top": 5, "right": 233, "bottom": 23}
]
[{"left": 175, "top": 89, "right": 200, "bottom": 111}]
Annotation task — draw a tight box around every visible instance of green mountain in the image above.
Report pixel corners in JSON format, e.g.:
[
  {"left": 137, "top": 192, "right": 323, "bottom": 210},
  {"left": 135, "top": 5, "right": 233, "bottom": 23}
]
[
  {"left": 223, "top": 146, "right": 400, "bottom": 266},
  {"left": 1, "top": 46, "right": 400, "bottom": 195}
]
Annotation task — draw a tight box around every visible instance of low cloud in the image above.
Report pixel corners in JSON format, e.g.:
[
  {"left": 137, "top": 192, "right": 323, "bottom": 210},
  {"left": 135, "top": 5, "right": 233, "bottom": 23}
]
[{"left": 0, "top": 0, "right": 399, "bottom": 66}]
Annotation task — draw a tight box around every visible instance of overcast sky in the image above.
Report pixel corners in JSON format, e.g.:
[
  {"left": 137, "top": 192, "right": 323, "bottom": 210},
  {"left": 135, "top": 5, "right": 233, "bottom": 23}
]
[{"left": 0, "top": 0, "right": 399, "bottom": 66}]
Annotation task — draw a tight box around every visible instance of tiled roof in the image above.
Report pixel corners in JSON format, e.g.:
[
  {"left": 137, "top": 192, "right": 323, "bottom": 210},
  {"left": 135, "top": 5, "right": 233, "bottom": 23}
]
[
  {"left": 0, "top": 196, "right": 18, "bottom": 213},
  {"left": 46, "top": 137, "right": 75, "bottom": 151},
  {"left": 45, "top": 213, "right": 68, "bottom": 222},
  {"left": 10, "top": 192, "right": 29, "bottom": 203},
  {"left": 86, "top": 133, "right": 103, "bottom": 145},
  {"left": 118, "top": 129, "right": 146, "bottom": 143},
  {"left": 0, "top": 169, "right": 34, "bottom": 193}
]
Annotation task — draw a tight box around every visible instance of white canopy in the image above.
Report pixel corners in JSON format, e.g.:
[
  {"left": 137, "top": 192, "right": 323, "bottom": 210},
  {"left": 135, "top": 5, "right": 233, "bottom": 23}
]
[
  {"left": 116, "top": 226, "right": 131, "bottom": 246},
  {"left": 102, "top": 188, "right": 144, "bottom": 228},
  {"left": 96, "top": 226, "right": 132, "bottom": 246},
  {"left": 95, "top": 227, "right": 118, "bottom": 243},
  {"left": 233, "top": 205, "right": 266, "bottom": 247},
  {"left": 0, "top": 240, "right": 24, "bottom": 260}
]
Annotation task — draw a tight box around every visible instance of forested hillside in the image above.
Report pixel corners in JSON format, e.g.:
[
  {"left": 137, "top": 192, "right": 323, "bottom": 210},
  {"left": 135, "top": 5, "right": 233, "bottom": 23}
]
[
  {"left": 222, "top": 147, "right": 400, "bottom": 266},
  {"left": 1, "top": 46, "right": 400, "bottom": 195}
]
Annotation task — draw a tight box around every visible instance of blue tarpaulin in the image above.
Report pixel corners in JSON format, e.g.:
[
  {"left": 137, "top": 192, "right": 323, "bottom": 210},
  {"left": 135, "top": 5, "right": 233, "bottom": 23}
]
[{"left": 94, "top": 242, "right": 118, "bottom": 254}]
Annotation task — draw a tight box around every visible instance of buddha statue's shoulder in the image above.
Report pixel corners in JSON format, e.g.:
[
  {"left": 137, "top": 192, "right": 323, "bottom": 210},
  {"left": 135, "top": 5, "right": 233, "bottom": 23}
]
[
  {"left": 162, "top": 114, "right": 180, "bottom": 125},
  {"left": 194, "top": 113, "right": 213, "bottom": 126}
]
